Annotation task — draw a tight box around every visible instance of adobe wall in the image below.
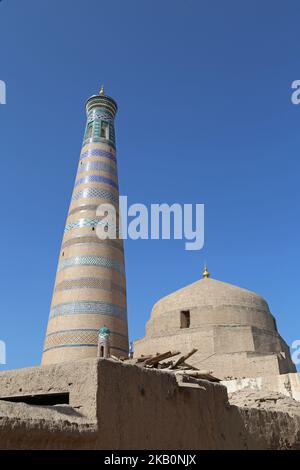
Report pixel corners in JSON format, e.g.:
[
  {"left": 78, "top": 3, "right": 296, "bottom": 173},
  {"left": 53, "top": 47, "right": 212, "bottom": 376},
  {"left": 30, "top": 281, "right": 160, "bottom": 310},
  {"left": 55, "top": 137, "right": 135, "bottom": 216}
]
[
  {"left": 0, "top": 358, "right": 99, "bottom": 421},
  {"left": 0, "top": 359, "right": 299, "bottom": 449},
  {"left": 95, "top": 361, "right": 251, "bottom": 449}
]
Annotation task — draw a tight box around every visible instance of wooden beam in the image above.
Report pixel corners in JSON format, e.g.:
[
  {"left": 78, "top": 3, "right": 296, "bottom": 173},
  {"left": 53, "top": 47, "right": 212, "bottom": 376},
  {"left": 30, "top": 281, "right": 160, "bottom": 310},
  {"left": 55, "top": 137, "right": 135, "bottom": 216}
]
[
  {"left": 169, "top": 348, "right": 198, "bottom": 369},
  {"left": 144, "top": 350, "right": 180, "bottom": 366}
]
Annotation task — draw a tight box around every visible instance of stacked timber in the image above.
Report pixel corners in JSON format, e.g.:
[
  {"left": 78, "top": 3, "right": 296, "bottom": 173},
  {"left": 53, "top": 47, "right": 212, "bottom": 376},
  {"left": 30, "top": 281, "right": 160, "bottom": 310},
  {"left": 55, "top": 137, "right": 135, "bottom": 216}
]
[{"left": 110, "top": 349, "right": 220, "bottom": 383}]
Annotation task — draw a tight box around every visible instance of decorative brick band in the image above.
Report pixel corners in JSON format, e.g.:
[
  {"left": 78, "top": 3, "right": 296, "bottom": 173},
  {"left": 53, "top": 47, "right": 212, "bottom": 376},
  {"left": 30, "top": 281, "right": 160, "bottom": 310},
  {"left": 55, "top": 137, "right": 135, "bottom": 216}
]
[
  {"left": 78, "top": 160, "right": 117, "bottom": 175},
  {"left": 57, "top": 255, "right": 125, "bottom": 274},
  {"left": 54, "top": 277, "right": 126, "bottom": 295},
  {"left": 80, "top": 148, "right": 116, "bottom": 162},
  {"left": 68, "top": 204, "right": 100, "bottom": 216},
  {"left": 68, "top": 204, "right": 120, "bottom": 219},
  {"left": 43, "top": 328, "right": 128, "bottom": 353},
  {"left": 46, "top": 328, "right": 127, "bottom": 338},
  {"left": 50, "top": 300, "right": 127, "bottom": 320},
  {"left": 61, "top": 235, "right": 123, "bottom": 251},
  {"left": 75, "top": 174, "right": 118, "bottom": 190},
  {"left": 71, "top": 187, "right": 119, "bottom": 204}
]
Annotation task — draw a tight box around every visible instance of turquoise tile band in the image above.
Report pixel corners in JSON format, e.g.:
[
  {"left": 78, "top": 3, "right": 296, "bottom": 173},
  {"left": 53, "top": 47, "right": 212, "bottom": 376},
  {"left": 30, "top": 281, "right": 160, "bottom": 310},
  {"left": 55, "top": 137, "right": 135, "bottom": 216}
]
[
  {"left": 50, "top": 300, "right": 127, "bottom": 320},
  {"left": 64, "top": 218, "right": 118, "bottom": 233},
  {"left": 58, "top": 255, "right": 125, "bottom": 274}
]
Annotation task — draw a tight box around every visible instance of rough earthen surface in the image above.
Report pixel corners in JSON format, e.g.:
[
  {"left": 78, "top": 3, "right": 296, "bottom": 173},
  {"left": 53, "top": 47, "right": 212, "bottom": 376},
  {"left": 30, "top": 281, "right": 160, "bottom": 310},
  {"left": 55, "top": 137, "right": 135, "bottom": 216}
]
[
  {"left": 0, "top": 359, "right": 300, "bottom": 449},
  {"left": 228, "top": 390, "right": 300, "bottom": 450},
  {"left": 229, "top": 389, "right": 300, "bottom": 415}
]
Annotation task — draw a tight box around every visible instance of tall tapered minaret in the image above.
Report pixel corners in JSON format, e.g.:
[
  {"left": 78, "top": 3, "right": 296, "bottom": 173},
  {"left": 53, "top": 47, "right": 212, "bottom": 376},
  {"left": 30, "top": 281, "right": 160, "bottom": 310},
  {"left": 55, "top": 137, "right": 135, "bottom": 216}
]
[{"left": 42, "top": 87, "right": 129, "bottom": 364}]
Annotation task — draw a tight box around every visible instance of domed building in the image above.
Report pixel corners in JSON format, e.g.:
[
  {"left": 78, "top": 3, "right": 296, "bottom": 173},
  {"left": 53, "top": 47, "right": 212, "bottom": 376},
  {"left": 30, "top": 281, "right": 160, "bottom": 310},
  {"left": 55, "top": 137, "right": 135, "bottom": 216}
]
[{"left": 134, "top": 267, "right": 296, "bottom": 380}]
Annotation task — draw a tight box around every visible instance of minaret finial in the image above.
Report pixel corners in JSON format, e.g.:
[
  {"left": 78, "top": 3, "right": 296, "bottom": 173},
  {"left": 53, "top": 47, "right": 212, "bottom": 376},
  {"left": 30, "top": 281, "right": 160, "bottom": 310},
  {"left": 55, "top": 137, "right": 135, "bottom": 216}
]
[
  {"left": 203, "top": 263, "right": 210, "bottom": 279},
  {"left": 99, "top": 85, "right": 105, "bottom": 96}
]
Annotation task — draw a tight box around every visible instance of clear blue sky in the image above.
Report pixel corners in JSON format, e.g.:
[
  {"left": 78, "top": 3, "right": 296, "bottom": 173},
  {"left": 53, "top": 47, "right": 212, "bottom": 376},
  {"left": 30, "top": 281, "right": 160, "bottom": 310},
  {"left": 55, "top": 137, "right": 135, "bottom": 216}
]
[{"left": 0, "top": 0, "right": 299, "bottom": 371}]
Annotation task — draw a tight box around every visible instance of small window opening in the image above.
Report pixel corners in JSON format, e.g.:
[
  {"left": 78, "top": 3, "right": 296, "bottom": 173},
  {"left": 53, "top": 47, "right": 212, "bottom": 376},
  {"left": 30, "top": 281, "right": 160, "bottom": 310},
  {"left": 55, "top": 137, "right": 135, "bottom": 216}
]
[
  {"left": 86, "top": 123, "right": 93, "bottom": 140},
  {"left": 101, "top": 121, "right": 109, "bottom": 139},
  {"left": 180, "top": 310, "right": 190, "bottom": 329},
  {"left": 0, "top": 392, "right": 69, "bottom": 406},
  {"left": 100, "top": 346, "right": 104, "bottom": 357}
]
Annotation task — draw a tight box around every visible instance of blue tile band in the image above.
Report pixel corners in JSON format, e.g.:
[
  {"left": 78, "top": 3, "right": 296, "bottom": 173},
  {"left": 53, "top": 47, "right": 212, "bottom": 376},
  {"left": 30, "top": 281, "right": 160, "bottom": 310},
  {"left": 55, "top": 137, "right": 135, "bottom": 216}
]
[
  {"left": 80, "top": 148, "right": 116, "bottom": 162},
  {"left": 49, "top": 300, "right": 127, "bottom": 320},
  {"left": 74, "top": 174, "right": 118, "bottom": 190},
  {"left": 71, "top": 187, "right": 119, "bottom": 204},
  {"left": 88, "top": 109, "right": 114, "bottom": 124},
  {"left": 43, "top": 344, "right": 127, "bottom": 353},
  {"left": 57, "top": 255, "right": 125, "bottom": 274},
  {"left": 64, "top": 218, "right": 118, "bottom": 234}
]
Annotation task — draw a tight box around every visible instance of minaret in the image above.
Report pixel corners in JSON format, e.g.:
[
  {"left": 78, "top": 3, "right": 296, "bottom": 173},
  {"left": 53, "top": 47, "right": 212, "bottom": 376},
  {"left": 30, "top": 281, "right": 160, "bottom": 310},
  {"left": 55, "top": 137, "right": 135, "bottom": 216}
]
[{"left": 42, "top": 87, "right": 129, "bottom": 364}]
